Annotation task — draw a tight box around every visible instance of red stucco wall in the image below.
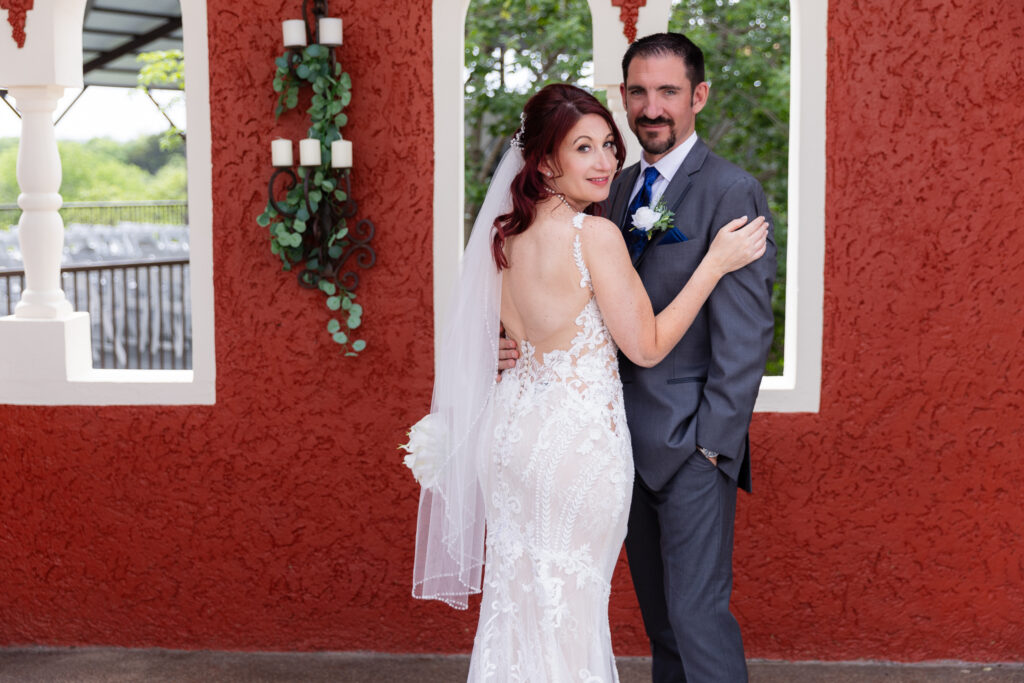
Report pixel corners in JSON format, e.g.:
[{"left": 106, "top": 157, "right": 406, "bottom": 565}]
[{"left": 1, "top": 0, "right": 1022, "bottom": 663}]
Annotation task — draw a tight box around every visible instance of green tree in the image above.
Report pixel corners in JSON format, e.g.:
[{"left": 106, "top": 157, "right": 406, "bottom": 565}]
[
  {"left": 136, "top": 49, "right": 186, "bottom": 152},
  {"left": 464, "top": 0, "right": 594, "bottom": 237},
  {"left": 670, "top": 0, "right": 790, "bottom": 374},
  {"left": 0, "top": 138, "right": 187, "bottom": 205}
]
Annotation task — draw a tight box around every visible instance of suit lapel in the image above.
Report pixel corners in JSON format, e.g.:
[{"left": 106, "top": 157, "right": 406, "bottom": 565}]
[
  {"left": 612, "top": 163, "right": 641, "bottom": 230},
  {"left": 632, "top": 139, "right": 710, "bottom": 270}
]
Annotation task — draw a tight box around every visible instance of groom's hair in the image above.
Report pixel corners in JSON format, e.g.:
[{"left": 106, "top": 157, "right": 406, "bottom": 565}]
[{"left": 622, "top": 33, "right": 706, "bottom": 95}]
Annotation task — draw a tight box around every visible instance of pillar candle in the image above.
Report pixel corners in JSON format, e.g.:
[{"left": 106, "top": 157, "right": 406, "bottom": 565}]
[
  {"left": 331, "top": 138, "right": 353, "bottom": 168},
  {"left": 319, "top": 17, "right": 343, "bottom": 46},
  {"left": 282, "top": 20, "right": 306, "bottom": 47},
  {"left": 271, "top": 139, "right": 293, "bottom": 167},
  {"left": 299, "top": 138, "right": 321, "bottom": 166}
]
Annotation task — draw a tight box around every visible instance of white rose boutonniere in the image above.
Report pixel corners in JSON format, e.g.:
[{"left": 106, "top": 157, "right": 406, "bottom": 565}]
[
  {"left": 400, "top": 413, "right": 448, "bottom": 488},
  {"left": 630, "top": 199, "right": 675, "bottom": 240}
]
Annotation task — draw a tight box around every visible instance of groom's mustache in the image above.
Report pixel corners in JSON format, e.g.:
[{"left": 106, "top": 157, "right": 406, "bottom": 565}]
[{"left": 635, "top": 116, "right": 674, "bottom": 128}]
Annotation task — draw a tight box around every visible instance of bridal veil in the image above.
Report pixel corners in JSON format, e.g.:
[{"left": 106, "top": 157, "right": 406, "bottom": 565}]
[{"left": 412, "top": 147, "right": 524, "bottom": 609}]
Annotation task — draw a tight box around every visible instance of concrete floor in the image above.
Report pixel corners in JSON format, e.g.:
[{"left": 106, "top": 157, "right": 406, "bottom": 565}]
[{"left": 0, "top": 648, "right": 1021, "bottom": 683}]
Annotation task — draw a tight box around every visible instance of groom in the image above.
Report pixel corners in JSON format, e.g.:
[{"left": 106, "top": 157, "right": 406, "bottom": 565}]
[{"left": 609, "top": 33, "right": 776, "bottom": 683}]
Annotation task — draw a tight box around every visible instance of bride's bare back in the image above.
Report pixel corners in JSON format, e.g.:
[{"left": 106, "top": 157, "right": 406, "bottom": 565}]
[{"left": 500, "top": 205, "right": 593, "bottom": 356}]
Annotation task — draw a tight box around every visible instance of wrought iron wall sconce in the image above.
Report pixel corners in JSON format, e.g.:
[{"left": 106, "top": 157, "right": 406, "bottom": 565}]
[{"left": 258, "top": 0, "right": 374, "bottom": 354}]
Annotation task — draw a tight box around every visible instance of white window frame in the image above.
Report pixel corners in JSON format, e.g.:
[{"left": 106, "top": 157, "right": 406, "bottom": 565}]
[
  {"left": 433, "top": 0, "right": 824, "bottom": 412},
  {"left": 0, "top": 0, "right": 215, "bottom": 405}
]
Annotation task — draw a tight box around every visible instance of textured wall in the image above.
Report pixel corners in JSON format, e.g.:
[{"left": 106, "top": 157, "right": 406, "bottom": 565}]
[
  {"left": 1, "top": 0, "right": 1023, "bottom": 663},
  {"left": 734, "top": 0, "right": 1024, "bottom": 661},
  {"left": 0, "top": 0, "right": 33, "bottom": 48},
  {"left": 0, "top": 0, "right": 444, "bottom": 651}
]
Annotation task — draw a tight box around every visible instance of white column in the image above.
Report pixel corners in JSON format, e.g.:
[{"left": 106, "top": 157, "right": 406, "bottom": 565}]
[
  {"left": 588, "top": 0, "right": 672, "bottom": 167},
  {"left": 0, "top": 0, "right": 93, "bottom": 399},
  {"left": 10, "top": 85, "right": 73, "bottom": 318}
]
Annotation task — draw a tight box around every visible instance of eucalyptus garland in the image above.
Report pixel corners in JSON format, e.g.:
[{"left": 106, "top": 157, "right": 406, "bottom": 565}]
[{"left": 256, "top": 44, "right": 366, "bottom": 355}]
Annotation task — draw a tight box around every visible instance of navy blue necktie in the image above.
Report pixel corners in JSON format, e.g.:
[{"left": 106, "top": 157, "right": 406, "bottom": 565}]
[{"left": 625, "top": 166, "right": 660, "bottom": 260}]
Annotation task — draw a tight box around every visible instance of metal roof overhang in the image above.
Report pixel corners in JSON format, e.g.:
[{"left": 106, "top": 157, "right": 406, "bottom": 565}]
[{"left": 82, "top": 0, "right": 183, "bottom": 90}]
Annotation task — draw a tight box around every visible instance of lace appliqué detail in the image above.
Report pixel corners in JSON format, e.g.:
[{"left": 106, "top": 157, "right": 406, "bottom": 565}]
[
  {"left": 571, "top": 213, "right": 592, "bottom": 291},
  {"left": 469, "top": 212, "right": 631, "bottom": 682}
]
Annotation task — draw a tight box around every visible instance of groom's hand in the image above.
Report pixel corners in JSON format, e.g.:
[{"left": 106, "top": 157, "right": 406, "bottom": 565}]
[{"left": 496, "top": 331, "right": 519, "bottom": 382}]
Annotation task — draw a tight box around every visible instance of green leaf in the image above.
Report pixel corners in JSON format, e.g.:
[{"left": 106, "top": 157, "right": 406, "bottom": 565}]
[
  {"left": 332, "top": 331, "right": 348, "bottom": 344},
  {"left": 270, "top": 241, "right": 280, "bottom": 255},
  {"left": 319, "top": 280, "right": 337, "bottom": 296},
  {"left": 352, "top": 340, "right": 366, "bottom": 352},
  {"left": 327, "top": 319, "right": 340, "bottom": 334},
  {"left": 328, "top": 244, "right": 343, "bottom": 259},
  {"left": 347, "top": 315, "right": 361, "bottom": 329},
  {"left": 326, "top": 296, "right": 341, "bottom": 310},
  {"left": 256, "top": 212, "right": 270, "bottom": 227},
  {"left": 293, "top": 218, "right": 306, "bottom": 233},
  {"left": 340, "top": 73, "right": 352, "bottom": 89},
  {"left": 275, "top": 56, "right": 288, "bottom": 69},
  {"left": 341, "top": 297, "right": 352, "bottom": 311},
  {"left": 349, "top": 304, "right": 363, "bottom": 317},
  {"left": 334, "top": 189, "right": 347, "bottom": 201},
  {"left": 334, "top": 113, "right": 348, "bottom": 127},
  {"left": 309, "top": 190, "right": 322, "bottom": 203},
  {"left": 295, "top": 205, "right": 310, "bottom": 222}
]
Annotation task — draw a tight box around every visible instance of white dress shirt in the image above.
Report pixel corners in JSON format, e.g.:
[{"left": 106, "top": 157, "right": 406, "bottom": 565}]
[{"left": 628, "top": 131, "right": 699, "bottom": 206}]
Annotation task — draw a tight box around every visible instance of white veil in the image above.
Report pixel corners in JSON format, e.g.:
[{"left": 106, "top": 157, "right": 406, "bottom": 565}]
[{"left": 412, "top": 147, "right": 525, "bottom": 609}]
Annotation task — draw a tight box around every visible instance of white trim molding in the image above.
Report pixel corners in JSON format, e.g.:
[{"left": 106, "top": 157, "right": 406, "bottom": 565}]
[
  {"left": 753, "top": 0, "right": 825, "bottom": 413},
  {"left": 432, "top": 0, "right": 824, "bottom": 412},
  {"left": 0, "top": 0, "right": 215, "bottom": 405}
]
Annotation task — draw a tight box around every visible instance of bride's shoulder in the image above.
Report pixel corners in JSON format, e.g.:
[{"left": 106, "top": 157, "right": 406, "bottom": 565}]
[{"left": 579, "top": 215, "right": 623, "bottom": 244}]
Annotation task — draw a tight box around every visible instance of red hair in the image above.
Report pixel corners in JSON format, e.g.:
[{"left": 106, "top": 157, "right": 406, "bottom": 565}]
[{"left": 491, "top": 84, "right": 626, "bottom": 270}]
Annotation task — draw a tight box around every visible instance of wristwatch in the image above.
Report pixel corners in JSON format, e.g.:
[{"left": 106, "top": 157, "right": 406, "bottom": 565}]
[{"left": 697, "top": 445, "right": 719, "bottom": 461}]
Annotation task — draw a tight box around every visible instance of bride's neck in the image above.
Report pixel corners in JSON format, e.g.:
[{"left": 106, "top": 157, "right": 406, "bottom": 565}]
[{"left": 541, "top": 191, "right": 588, "bottom": 214}]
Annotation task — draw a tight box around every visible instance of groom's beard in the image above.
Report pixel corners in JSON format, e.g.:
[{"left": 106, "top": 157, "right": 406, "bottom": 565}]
[{"left": 634, "top": 116, "right": 677, "bottom": 156}]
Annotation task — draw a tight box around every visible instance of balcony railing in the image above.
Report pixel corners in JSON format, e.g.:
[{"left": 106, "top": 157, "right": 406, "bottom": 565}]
[
  {"left": 0, "top": 257, "right": 192, "bottom": 370},
  {"left": 0, "top": 200, "right": 188, "bottom": 230}
]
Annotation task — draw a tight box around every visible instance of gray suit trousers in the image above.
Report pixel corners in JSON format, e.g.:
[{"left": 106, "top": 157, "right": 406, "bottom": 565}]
[{"left": 625, "top": 453, "right": 747, "bottom": 683}]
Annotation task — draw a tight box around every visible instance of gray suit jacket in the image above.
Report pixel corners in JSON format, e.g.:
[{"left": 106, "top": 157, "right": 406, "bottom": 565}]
[{"left": 605, "top": 139, "right": 776, "bottom": 492}]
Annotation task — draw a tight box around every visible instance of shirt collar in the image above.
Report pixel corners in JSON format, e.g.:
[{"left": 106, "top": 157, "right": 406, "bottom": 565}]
[{"left": 639, "top": 131, "right": 699, "bottom": 183}]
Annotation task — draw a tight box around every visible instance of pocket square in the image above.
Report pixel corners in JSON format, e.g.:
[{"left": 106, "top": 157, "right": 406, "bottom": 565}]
[{"left": 657, "top": 227, "right": 688, "bottom": 245}]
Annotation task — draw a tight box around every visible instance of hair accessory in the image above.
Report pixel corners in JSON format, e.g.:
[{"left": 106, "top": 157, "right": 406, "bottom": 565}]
[{"left": 510, "top": 111, "right": 527, "bottom": 150}]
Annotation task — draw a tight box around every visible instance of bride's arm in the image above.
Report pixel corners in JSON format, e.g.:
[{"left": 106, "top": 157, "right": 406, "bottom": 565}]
[{"left": 583, "top": 215, "right": 767, "bottom": 368}]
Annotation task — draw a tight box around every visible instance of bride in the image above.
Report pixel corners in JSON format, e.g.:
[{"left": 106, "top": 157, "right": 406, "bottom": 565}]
[{"left": 403, "top": 84, "right": 766, "bottom": 681}]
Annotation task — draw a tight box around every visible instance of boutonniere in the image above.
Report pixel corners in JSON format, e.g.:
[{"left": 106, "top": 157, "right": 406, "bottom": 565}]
[{"left": 630, "top": 199, "right": 675, "bottom": 240}]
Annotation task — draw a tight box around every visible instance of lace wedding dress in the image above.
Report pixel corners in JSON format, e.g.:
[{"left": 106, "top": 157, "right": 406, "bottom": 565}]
[{"left": 468, "top": 213, "right": 634, "bottom": 682}]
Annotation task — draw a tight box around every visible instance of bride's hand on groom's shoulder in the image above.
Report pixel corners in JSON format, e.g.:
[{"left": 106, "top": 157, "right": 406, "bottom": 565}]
[{"left": 496, "top": 330, "right": 519, "bottom": 382}]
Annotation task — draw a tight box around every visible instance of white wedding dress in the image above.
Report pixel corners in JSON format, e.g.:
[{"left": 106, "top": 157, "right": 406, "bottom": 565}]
[{"left": 468, "top": 213, "right": 634, "bottom": 682}]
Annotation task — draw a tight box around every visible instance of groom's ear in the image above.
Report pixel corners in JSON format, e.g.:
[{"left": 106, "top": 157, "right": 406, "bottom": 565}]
[
  {"left": 619, "top": 82, "right": 627, "bottom": 110},
  {"left": 691, "top": 81, "right": 710, "bottom": 115}
]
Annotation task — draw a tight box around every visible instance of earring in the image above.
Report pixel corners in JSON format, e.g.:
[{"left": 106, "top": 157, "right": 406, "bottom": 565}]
[{"left": 545, "top": 171, "right": 552, "bottom": 177}]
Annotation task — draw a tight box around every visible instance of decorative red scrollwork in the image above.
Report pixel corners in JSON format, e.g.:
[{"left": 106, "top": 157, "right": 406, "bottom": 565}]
[
  {"left": 0, "top": 0, "right": 33, "bottom": 48},
  {"left": 611, "top": 0, "right": 647, "bottom": 43}
]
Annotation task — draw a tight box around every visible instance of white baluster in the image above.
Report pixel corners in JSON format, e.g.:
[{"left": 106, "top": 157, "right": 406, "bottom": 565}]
[{"left": 10, "top": 85, "right": 73, "bottom": 318}]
